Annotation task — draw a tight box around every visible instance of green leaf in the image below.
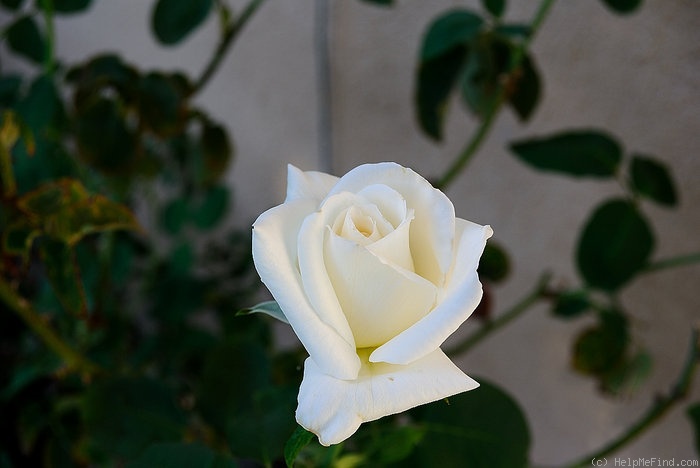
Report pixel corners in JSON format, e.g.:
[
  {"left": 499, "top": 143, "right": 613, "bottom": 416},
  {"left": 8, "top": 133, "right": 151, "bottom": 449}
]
[
  {"left": 75, "top": 97, "right": 137, "bottom": 174},
  {"left": 61, "top": 195, "right": 140, "bottom": 245},
  {"left": 481, "top": 0, "right": 506, "bottom": 18},
  {"left": 17, "top": 179, "right": 140, "bottom": 245},
  {"left": 1, "top": 354, "right": 60, "bottom": 400},
  {"left": 411, "top": 378, "right": 530, "bottom": 467},
  {"left": 494, "top": 23, "right": 530, "bottom": 39},
  {"left": 576, "top": 199, "right": 654, "bottom": 291},
  {"left": 197, "top": 341, "right": 271, "bottom": 433},
  {"left": 508, "top": 53, "right": 541, "bottom": 121},
  {"left": 572, "top": 311, "right": 628, "bottom": 375},
  {"left": 478, "top": 241, "right": 510, "bottom": 283},
  {"left": 420, "top": 10, "right": 483, "bottom": 62},
  {"left": 688, "top": 403, "right": 700, "bottom": 455},
  {"left": 151, "top": 0, "right": 214, "bottom": 45},
  {"left": 601, "top": 349, "right": 652, "bottom": 396},
  {"left": 151, "top": 275, "right": 206, "bottom": 322},
  {"left": 66, "top": 54, "right": 140, "bottom": 106},
  {"left": 13, "top": 74, "right": 77, "bottom": 193},
  {"left": 0, "top": 75, "right": 22, "bottom": 106},
  {"left": 161, "top": 198, "right": 189, "bottom": 235},
  {"left": 228, "top": 385, "right": 298, "bottom": 462},
  {"left": 199, "top": 121, "right": 233, "bottom": 184},
  {"left": 18, "top": 178, "right": 87, "bottom": 217},
  {"left": 510, "top": 130, "right": 623, "bottom": 178},
  {"left": 192, "top": 185, "right": 229, "bottom": 229},
  {"left": 39, "top": 239, "right": 88, "bottom": 316},
  {"left": 138, "top": 72, "right": 185, "bottom": 136},
  {"left": 237, "top": 300, "right": 289, "bottom": 324},
  {"left": 600, "top": 0, "right": 643, "bottom": 14},
  {"left": 35, "top": 0, "right": 92, "bottom": 13},
  {"left": 3, "top": 221, "right": 40, "bottom": 259},
  {"left": 284, "top": 426, "right": 315, "bottom": 468},
  {"left": 170, "top": 243, "right": 194, "bottom": 278},
  {"left": 0, "top": 0, "right": 24, "bottom": 10},
  {"left": 83, "top": 377, "right": 187, "bottom": 460},
  {"left": 12, "top": 140, "right": 78, "bottom": 194},
  {"left": 127, "top": 443, "right": 237, "bottom": 468},
  {"left": 415, "top": 46, "right": 467, "bottom": 141},
  {"left": 6, "top": 16, "right": 45, "bottom": 64},
  {"left": 629, "top": 155, "right": 677, "bottom": 207},
  {"left": 16, "top": 74, "right": 63, "bottom": 132},
  {"left": 552, "top": 290, "right": 591, "bottom": 319},
  {"left": 460, "top": 35, "right": 510, "bottom": 117},
  {"left": 358, "top": 423, "right": 425, "bottom": 464}
]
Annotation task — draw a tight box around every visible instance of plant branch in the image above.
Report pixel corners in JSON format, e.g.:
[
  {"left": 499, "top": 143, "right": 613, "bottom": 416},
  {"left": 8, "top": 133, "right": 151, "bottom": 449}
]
[
  {"left": 40, "top": 0, "right": 56, "bottom": 73},
  {"left": 0, "top": 112, "right": 20, "bottom": 198},
  {"left": 435, "top": 101, "right": 500, "bottom": 190},
  {"left": 563, "top": 326, "right": 699, "bottom": 468},
  {"left": 445, "top": 272, "right": 551, "bottom": 357},
  {"left": 643, "top": 252, "right": 700, "bottom": 274},
  {"left": 191, "top": 0, "right": 267, "bottom": 96},
  {"left": 0, "top": 278, "right": 101, "bottom": 376},
  {"left": 435, "top": 0, "right": 557, "bottom": 190}
]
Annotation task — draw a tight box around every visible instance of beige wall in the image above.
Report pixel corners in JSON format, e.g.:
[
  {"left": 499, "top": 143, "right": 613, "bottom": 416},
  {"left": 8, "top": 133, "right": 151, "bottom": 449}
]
[{"left": 10, "top": 0, "right": 699, "bottom": 463}]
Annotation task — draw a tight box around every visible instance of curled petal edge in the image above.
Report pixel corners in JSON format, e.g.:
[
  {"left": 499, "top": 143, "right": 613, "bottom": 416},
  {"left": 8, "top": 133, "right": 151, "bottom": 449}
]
[
  {"left": 285, "top": 164, "right": 339, "bottom": 203},
  {"left": 370, "top": 220, "right": 493, "bottom": 365}
]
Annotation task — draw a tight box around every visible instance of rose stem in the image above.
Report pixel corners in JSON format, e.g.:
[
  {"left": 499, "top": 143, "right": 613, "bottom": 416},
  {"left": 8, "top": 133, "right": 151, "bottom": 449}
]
[
  {"left": 0, "top": 278, "right": 101, "bottom": 377},
  {"left": 190, "top": 0, "right": 268, "bottom": 97},
  {"left": 560, "top": 327, "right": 699, "bottom": 468},
  {"left": 435, "top": 0, "right": 557, "bottom": 191},
  {"left": 39, "top": 0, "right": 56, "bottom": 74},
  {"left": 642, "top": 252, "right": 700, "bottom": 275}
]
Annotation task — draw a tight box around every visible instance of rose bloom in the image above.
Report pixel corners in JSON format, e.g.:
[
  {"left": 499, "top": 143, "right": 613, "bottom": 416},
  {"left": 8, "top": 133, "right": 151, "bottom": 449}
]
[{"left": 252, "top": 163, "right": 492, "bottom": 445}]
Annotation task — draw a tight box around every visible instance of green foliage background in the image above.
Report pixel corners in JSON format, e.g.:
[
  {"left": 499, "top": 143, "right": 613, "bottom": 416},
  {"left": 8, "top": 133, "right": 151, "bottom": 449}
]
[{"left": 0, "top": 0, "right": 697, "bottom": 467}]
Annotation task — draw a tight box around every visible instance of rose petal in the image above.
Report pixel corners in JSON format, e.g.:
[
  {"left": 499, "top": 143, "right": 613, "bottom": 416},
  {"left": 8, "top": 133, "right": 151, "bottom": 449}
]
[
  {"left": 296, "top": 348, "right": 479, "bottom": 446},
  {"left": 370, "top": 219, "right": 493, "bottom": 365},
  {"left": 444, "top": 219, "right": 495, "bottom": 288},
  {"left": 327, "top": 163, "right": 455, "bottom": 286},
  {"left": 285, "top": 164, "right": 339, "bottom": 203},
  {"left": 325, "top": 230, "right": 436, "bottom": 348},
  {"left": 356, "top": 184, "right": 408, "bottom": 228},
  {"left": 297, "top": 195, "right": 365, "bottom": 348},
  {"left": 332, "top": 205, "right": 392, "bottom": 245},
  {"left": 252, "top": 199, "right": 360, "bottom": 380},
  {"left": 365, "top": 210, "right": 415, "bottom": 272}
]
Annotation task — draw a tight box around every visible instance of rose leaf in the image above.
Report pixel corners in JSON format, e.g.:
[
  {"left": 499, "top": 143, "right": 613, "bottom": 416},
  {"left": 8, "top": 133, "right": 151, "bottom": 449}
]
[
  {"left": 510, "top": 130, "right": 623, "bottom": 178},
  {"left": 576, "top": 198, "right": 654, "bottom": 291}
]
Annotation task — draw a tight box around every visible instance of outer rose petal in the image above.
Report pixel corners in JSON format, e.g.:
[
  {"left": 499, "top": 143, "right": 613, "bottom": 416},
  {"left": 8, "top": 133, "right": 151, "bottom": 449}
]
[
  {"left": 296, "top": 348, "right": 479, "bottom": 446},
  {"left": 296, "top": 192, "right": 379, "bottom": 347},
  {"left": 285, "top": 164, "right": 339, "bottom": 203},
  {"left": 327, "top": 163, "right": 455, "bottom": 286},
  {"left": 252, "top": 199, "right": 361, "bottom": 380},
  {"left": 370, "top": 219, "right": 493, "bottom": 365}
]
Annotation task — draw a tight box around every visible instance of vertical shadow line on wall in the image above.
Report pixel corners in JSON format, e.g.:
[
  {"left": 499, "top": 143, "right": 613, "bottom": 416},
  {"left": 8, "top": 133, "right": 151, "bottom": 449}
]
[{"left": 314, "top": 0, "right": 334, "bottom": 174}]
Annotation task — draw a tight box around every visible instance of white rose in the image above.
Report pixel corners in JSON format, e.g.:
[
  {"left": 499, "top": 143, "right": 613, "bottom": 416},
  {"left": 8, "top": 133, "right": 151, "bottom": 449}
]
[{"left": 252, "top": 162, "right": 493, "bottom": 446}]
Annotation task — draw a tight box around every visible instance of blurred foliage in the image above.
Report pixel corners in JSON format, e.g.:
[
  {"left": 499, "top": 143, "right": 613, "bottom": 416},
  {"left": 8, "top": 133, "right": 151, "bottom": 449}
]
[
  {"left": 0, "top": 1, "right": 264, "bottom": 466},
  {"left": 0, "top": 0, "right": 696, "bottom": 467},
  {"left": 508, "top": 126, "right": 680, "bottom": 396},
  {"left": 415, "top": 7, "right": 541, "bottom": 141}
]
